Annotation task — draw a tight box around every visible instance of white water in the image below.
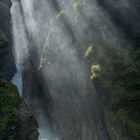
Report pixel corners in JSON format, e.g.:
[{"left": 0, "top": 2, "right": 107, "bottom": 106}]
[
  {"left": 36, "top": 106, "right": 59, "bottom": 140},
  {"left": 10, "top": 1, "right": 54, "bottom": 139},
  {"left": 10, "top": 0, "right": 131, "bottom": 139}
]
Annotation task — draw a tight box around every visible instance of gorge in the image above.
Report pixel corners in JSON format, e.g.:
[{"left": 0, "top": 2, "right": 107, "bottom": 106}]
[{"left": 0, "top": 0, "right": 140, "bottom": 140}]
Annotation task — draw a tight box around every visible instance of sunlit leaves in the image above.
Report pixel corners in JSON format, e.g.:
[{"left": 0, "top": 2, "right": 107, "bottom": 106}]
[
  {"left": 91, "top": 64, "right": 101, "bottom": 73},
  {"left": 85, "top": 45, "right": 94, "bottom": 58},
  {"left": 84, "top": 44, "right": 101, "bottom": 80},
  {"left": 90, "top": 64, "right": 101, "bottom": 80},
  {"left": 56, "top": 10, "right": 66, "bottom": 20},
  {"left": 72, "top": 2, "right": 81, "bottom": 10}
]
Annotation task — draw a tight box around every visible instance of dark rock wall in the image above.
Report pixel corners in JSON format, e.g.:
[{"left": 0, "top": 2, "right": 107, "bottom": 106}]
[
  {"left": 0, "top": 0, "right": 16, "bottom": 80},
  {"left": 0, "top": 1, "right": 39, "bottom": 139},
  {"left": 96, "top": 0, "right": 140, "bottom": 48},
  {"left": 0, "top": 79, "right": 39, "bottom": 140},
  {"left": 18, "top": 101, "right": 39, "bottom": 140},
  {"left": 20, "top": 0, "right": 140, "bottom": 139}
]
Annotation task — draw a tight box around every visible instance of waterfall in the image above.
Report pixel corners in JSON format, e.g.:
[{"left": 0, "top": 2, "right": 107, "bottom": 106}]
[
  {"left": 10, "top": 0, "right": 133, "bottom": 139},
  {"left": 11, "top": 66, "right": 22, "bottom": 95}
]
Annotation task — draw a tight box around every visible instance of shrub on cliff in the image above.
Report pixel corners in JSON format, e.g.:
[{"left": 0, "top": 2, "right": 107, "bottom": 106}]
[
  {"left": 0, "top": 80, "right": 21, "bottom": 139},
  {"left": 89, "top": 43, "right": 140, "bottom": 139}
]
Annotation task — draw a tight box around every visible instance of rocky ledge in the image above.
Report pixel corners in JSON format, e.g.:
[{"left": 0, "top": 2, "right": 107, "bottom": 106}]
[
  {"left": 0, "top": 0, "right": 16, "bottom": 80},
  {"left": 0, "top": 79, "right": 39, "bottom": 140}
]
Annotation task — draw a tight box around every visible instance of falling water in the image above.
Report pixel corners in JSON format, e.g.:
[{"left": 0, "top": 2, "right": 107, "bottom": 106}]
[
  {"left": 11, "top": 66, "right": 22, "bottom": 95},
  {"left": 10, "top": 0, "right": 133, "bottom": 139}
]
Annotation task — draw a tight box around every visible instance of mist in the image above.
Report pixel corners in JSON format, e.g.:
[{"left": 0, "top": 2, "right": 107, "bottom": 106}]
[{"left": 10, "top": 0, "right": 138, "bottom": 140}]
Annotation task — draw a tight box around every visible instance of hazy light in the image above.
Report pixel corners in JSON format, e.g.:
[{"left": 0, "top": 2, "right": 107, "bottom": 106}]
[{"left": 10, "top": 0, "right": 132, "bottom": 139}]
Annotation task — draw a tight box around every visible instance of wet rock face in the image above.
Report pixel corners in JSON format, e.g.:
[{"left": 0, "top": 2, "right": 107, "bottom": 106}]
[
  {"left": 0, "top": 0, "right": 16, "bottom": 80},
  {"left": 18, "top": 101, "right": 39, "bottom": 140},
  {"left": 96, "top": 0, "right": 140, "bottom": 48},
  {"left": 0, "top": 80, "right": 39, "bottom": 140}
]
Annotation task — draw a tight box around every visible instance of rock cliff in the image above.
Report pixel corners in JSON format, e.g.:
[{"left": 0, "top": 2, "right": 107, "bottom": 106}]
[
  {"left": 0, "top": 1, "right": 39, "bottom": 139},
  {"left": 0, "top": 79, "right": 39, "bottom": 140},
  {"left": 0, "top": 0, "right": 16, "bottom": 80}
]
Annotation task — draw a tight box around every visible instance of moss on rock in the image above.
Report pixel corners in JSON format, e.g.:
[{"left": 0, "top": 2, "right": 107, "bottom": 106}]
[
  {"left": 0, "top": 79, "right": 21, "bottom": 139},
  {"left": 0, "top": 1, "right": 10, "bottom": 33}
]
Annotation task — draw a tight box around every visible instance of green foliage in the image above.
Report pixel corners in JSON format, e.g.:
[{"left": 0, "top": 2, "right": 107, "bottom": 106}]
[
  {"left": 90, "top": 64, "right": 101, "bottom": 80},
  {"left": 72, "top": 2, "right": 81, "bottom": 10},
  {"left": 85, "top": 45, "right": 94, "bottom": 58},
  {"left": 106, "top": 109, "right": 140, "bottom": 139},
  {"left": 118, "top": 92, "right": 140, "bottom": 119},
  {"left": 91, "top": 64, "right": 101, "bottom": 73},
  {"left": 56, "top": 10, "right": 66, "bottom": 20},
  {"left": 90, "top": 43, "right": 140, "bottom": 139},
  {"left": 0, "top": 81, "right": 21, "bottom": 138}
]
